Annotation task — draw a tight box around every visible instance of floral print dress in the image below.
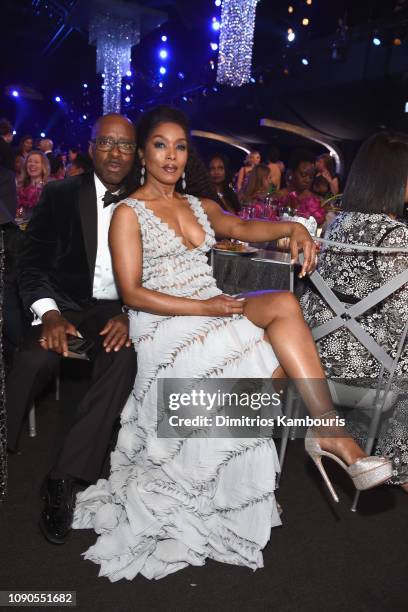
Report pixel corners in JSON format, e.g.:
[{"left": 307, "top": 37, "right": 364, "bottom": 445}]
[{"left": 301, "top": 212, "right": 408, "bottom": 484}]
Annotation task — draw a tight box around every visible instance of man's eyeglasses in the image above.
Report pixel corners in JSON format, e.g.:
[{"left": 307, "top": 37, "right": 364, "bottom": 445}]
[{"left": 90, "top": 137, "right": 136, "bottom": 154}]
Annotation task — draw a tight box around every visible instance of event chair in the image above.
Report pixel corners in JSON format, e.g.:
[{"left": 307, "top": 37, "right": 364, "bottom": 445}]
[
  {"left": 279, "top": 237, "right": 408, "bottom": 511},
  {"left": 27, "top": 369, "right": 60, "bottom": 438}
]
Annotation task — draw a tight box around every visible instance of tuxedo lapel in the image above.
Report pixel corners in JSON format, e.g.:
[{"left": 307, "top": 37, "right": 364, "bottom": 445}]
[{"left": 78, "top": 173, "right": 97, "bottom": 282}]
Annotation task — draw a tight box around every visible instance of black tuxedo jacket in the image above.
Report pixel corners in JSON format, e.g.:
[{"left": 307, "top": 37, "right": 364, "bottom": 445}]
[{"left": 18, "top": 172, "right": 110, "bottom": 313}]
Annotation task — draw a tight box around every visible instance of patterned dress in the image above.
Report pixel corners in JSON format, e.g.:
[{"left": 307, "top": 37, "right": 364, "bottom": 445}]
[
  {"left": 73, "top": 195, "right": 281, "bottom": 581},
  {"left": 300, "top": 212, "right": 408, "bottom": 484}
]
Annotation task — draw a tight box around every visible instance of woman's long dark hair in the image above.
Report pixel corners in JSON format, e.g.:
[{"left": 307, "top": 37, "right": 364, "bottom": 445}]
[
  {"left": 342, "top": 131, "right": 408, "bottom": 216},
  {"left": 130, "top": 105, "right": 218, "bottom": 201}
]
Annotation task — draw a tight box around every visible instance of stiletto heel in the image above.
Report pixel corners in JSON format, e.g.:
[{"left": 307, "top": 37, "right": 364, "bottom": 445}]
[
  {"left": 305, "top": 428, "right": 392, "bottom": 500},
  {"left": 308, "top": 452, "right": 339, "bottom": 503}
]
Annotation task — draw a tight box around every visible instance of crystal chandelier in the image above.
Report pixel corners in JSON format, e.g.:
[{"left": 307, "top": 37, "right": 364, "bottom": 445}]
[
  {"left": 217, "top": 0, "right": 260, "bottom": 87},
  {"left": 89, "top": 13, "right": 140, "bottom": 114}
]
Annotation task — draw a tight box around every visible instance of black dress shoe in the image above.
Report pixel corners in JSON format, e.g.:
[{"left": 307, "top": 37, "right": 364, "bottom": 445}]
[{"left": 39, "top": 477, "right": 75, "bottom": 545}]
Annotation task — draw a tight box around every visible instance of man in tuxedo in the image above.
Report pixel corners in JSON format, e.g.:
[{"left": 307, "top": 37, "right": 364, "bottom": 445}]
[{"left": 6, "top": 113, "right": 138, "bottom": 544}]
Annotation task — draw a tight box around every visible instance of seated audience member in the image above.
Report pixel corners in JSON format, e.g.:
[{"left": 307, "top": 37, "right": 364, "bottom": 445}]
[
  {"left": 0, "top": 118, "right": 15, "bottom": 172},
  {"left": 68, "top": 147, "right": 79, "bottom": 163},
  {"left": 49, "top": 155, "right": 65, "bottom": 181},
  {"left": 240, "top": 163, "right": 274, "bottom": 205},
  {"left": 16, "top": 151, "right": 50, "bottom": 225},
  {"left": 6, "top": 113, "right": 138, "bottom": 545},
  {"left": 235, "top": 150, "right": 261, "bottom": 192},
  {"left": 301, "top": 131, "right": 408, "bottom": 490},
  {"left": 38, "top": 138, "right": 54, "bottom": 160},
  {"left": 312, "top": 175, "right": 331, "bottom": 199},
  {"left": 66, "top": 153, "right": 92, "bottom": 177},
  {"left": 208, "top": 154, "right": 241, "bottom": 214},
  {"left": 266, "top": 146, "right": 282, "bottom": 190},
  {"left": 315, "top": 153, "right": 340, "bottom": 195},
  {"left": 278, "top": 149, "right": 316, "bottom": 201}
]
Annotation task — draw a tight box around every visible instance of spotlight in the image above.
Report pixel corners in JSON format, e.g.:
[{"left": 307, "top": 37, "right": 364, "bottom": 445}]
[
  {"left": 125, "top": 84, "right": 131, "bottom": 90},
  {"left": 178, "top": 72, "right": 185, "bottom": 79},
  {"left": 161, "top": 35, "right": 167, "bottom": 42},
  {"left": 210, "top": 42, "right": 218, "bottom": 51},
  {"left": 394, "top": 37, "right": 402, "bottom": 46},
  {"left": 209, "top": 60, "right": 215, "bottom": 70},
  {"left": 405, "top": 101, "right": 408, "bottom": 113},
  {"left": 11, "top": 90, "right": 19, "bottom": 97},
  {"left": 125, "top": 96, "right": 131, "bottom": 103},
  {"left": 12, "top": 130, "right": 16, "bottom": 135},
  {"left": 55, "top": 96, "right": 61, "bottom": 102},
  {"left": 372, "top": 36, "right": 381, "bottom": 46},
  {"left": 159, "top": 49, "right": 168, "bottom": 59},
  {"left": 283, "top": 67, "right": 289, "bottom": 75},
  {"left": 302, "top": 18, "right": 309, "bottom": 26},
  {"left": 102, "top": 73, "right": 105, "bottom": 78},
  {"left": 126, "top": 69, "right": 132, "bottom": 76},
  {"left": 40, "top": 132, "right": 46, "bottom": 138},
  {"left": 158, "top": 82, "right": 164, "bottom": 88},
  {"left": 83, "top": 83, "right": 88, "bottom": 88},
  {"left": 288, "top": 6, "right": 294, "bottom": 13},
  {"left": 212, "top": 18, "right": 220, "bottom": 31},
  {"left": 159, "top": 66, "right": 167, "bottom": 75},
  {"left": 301, "top": 57, "right": 309, "bottom": 65},
  {"left": 287, "top": 31, "right": 296, "bottom": 42},
  {"left": 213, "top": 86, "right": 218, "bottom": 92},
  {"left": 250, "top": 76, "right": 256, "bottom": 83},
  {"left": 82, "top": 114, "right": 87, "bottom": 120},
  {"left": 306, "top": 0, "right": 312, "bottom": 4},
  {"left": 182, "top": 96, "right": 188, "bottom": 101},
  {"left": 101, "top": 85, "right": 105, "bottom": 90},
  {"left": 215, "top": 0, "right": 222, "bottom": 5}
]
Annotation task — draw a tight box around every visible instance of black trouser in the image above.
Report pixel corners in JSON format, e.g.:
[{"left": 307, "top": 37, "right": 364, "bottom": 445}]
[{"left": 6, "top": 300, "right": 137, "bottom": 482}]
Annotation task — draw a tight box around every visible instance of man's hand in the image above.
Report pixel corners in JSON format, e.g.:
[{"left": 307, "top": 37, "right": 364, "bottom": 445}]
[
  {"left": 100, "top": 313, "right": 131, "bottom": 352},
  {"left": 289, "top": 223, "right": 318, "bottom": 278},
  {"left": 39, "top": 310, "right": 79, "bottom": 357}
]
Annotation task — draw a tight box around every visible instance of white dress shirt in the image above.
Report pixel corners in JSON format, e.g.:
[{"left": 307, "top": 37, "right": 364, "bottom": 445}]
[{"left": 31, "top": 173, "right": 119, "bottom": 322}]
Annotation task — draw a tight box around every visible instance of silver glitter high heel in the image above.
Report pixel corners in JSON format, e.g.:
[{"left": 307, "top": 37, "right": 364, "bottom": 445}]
[{"left": 305, "top": 429, "right": 392, "bottom": 503}]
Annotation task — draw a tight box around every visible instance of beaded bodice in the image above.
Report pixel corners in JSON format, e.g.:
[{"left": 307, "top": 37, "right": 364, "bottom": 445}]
[{"left": 120, "top": 195, "right": 221, "bottom": 300}]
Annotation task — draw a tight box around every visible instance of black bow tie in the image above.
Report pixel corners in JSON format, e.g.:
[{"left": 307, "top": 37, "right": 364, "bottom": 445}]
[{"left": 102, "top": 190, "right": 123, "bottom": 208}]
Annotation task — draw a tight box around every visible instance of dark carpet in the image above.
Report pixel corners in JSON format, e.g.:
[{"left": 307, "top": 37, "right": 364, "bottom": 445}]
[{"left": 1, "top": 379, "right": 407, "bottom": 612}]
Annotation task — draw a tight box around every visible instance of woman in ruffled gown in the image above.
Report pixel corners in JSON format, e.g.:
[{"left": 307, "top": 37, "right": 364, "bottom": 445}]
[{"left": 73, "top": 107, "right": 389, "bottom": 581}]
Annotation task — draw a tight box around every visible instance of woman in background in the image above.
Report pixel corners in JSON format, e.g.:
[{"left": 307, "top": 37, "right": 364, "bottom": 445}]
[
  {"left": 301, "top": 131, "right": 408, "bottom": 490},
  {"left": 235, "top": 149, "right": 261, "bottom": 192},
  {"left": 315, "top": 153, "right": 340, "bottom": 196},
  {"left": 240, "top": 163, "right": 273, "bottom": 205},
  {"left": 208, "top": 154, "right": 241, "bottom": 214},
  {"left": 16, "top": 150, "right": 50, "bottom": 225}
]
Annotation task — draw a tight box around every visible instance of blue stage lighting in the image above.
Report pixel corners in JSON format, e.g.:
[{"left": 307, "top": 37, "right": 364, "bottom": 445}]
[
  {"left": 210, "top": 42, "right": 218, "bottom": 51},
  {"left": 125, "top": 96, "right": 131, "bottom": 103},
  {"left": 159, "top": 49, "right": 168, "bottom": 59},
  {"left": 178, "top": 72, "right": 185, "bottom": 79},
  {"left": 12, "top": 90, "right": 19, "bottom": 97},
  {"left": 159, "top": 66, "right": 167, "bottom": 75},
  {"left": 40, "top": 132, "right": 46, "bottom": 138},
  {"left": 373, "top": 37, "right": 381, "bottom": 46},
  {"left": 212, "top": 19, "right": 220, "bottom": 31},
  {"left": 302, "top": 58, "right": 309, "bottom": 65},
  {"left": 83, "top": 83, "right": 88, "bottom": 88},
  {"left": 215, "top": 0, "right": 222, "bottom": 5},
  {"left": 161, "top": 35, "right": 167, "bottom": 42},
  {"left": 125, "top": 84, "right": 131, "bottom": 90},
  {"left": 55, "top": 96, "right": 61, "bottom": 102},
  {"left": 158, "top": 82, "right": 164, "bottom": 88},
  {"left": 287, "top": 31, "right": 296, "bottom": 42},
  {"left": 126, "top": 70, "right": 132, "bottom": 77},
  {"left": 82, "top": 114, "right": 87, "bottom": 120}
]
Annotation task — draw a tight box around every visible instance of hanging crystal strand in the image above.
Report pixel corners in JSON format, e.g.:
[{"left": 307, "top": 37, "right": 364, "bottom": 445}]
[
  {"left": 89, "top": 13, "right": 140, "bottom": 114},
  {"left": 217, "top": 0, "right": 260, "bottom": 87}
]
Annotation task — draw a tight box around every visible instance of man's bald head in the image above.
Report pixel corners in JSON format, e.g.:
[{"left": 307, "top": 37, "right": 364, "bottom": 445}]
[{"left": 91, "top": 114, "right": 135, "bottom": 141}]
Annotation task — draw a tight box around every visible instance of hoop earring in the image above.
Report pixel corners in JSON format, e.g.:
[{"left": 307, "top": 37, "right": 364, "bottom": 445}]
[
  {"left": 182, "top": 171, "right": 186, "bottom": 191},
  {"left": 140, "top": 164, "right": 145, "bottom": 186}
]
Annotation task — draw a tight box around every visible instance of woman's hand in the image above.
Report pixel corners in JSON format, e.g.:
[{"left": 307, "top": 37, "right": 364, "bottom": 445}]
[
  {"left": 202, "top": 295, "right": 246, "bottom": 317},
  {"left": 289, "top": 223, "right": 317, "bottom": 277}
]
